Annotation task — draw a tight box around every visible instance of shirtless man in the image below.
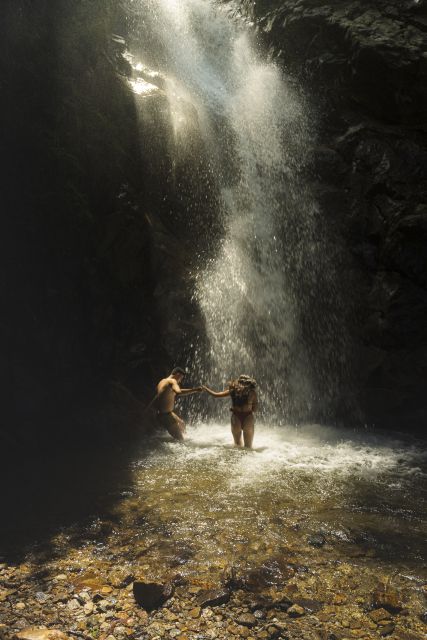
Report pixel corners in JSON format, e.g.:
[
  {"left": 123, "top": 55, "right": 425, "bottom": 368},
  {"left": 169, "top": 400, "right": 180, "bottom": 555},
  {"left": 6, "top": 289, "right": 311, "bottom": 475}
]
[{"left": 156, "top": 367, "right": 202, "bottom": 441}]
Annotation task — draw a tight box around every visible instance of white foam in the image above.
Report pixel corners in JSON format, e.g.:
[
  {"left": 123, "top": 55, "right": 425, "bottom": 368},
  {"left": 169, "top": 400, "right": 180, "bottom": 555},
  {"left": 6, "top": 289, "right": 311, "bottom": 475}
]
[{"left": 147, "top": 423, "right": 427, "bottom": 488}]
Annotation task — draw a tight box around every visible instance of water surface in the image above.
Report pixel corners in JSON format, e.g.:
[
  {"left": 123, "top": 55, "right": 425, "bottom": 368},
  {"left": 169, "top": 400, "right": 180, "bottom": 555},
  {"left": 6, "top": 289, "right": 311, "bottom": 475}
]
[{"left": 110, "top": 423, "right": 427, "bottom": 597}]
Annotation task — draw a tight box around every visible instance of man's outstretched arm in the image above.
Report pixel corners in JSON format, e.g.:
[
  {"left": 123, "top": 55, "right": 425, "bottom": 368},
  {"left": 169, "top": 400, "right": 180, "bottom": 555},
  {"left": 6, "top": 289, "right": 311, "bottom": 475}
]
[
  {"left": 179, "top": 387, "right": 203, "bottom": 395},
  {"left": 171, "top": 379, "right": 202, "bottom": 396}
]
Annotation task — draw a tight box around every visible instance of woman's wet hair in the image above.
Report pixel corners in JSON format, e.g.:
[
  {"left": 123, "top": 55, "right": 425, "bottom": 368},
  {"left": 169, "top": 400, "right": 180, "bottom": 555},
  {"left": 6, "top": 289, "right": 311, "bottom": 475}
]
[
  {"left": 228, "top": 375, "right": 257, "bottom": 400},
  {"left": 237, "top": 374, "right": 257, "bottom": 388},
  {"left": 228, "top": 374, "right": 256, "bottom": 406}
]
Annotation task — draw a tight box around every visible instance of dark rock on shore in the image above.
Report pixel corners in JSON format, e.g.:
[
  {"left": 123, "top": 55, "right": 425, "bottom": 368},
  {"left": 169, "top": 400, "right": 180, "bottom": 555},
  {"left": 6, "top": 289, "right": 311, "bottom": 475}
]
[
  {"left": 133, "top": 580, "right": 174, "bottom": 610},
  {"left": 236, "top": 612, "right": 257, "bottom": 627},
  {"left": 240, "top": 558, "right": 296, "bottom": 591},
  {"left": 372, "top": 587, "right": 403, "bottom": 613},
  {"left": 196, "top": 588, "right": 230, "bottom": 607}
]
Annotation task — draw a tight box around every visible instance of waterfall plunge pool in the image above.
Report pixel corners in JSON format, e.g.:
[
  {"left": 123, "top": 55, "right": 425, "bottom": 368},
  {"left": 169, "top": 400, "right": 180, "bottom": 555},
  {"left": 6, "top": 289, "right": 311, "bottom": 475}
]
[{"left": 2, "top": 424, "right": 425, "bottom": 639}]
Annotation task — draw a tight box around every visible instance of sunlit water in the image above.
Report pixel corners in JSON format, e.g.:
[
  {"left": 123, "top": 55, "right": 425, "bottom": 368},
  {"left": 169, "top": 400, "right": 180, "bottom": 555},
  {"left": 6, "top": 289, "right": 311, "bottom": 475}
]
[
  {"left": 7, "top": 424, "right": 426, "bottom": 630},
  {"left": 99, "top": 424, "right": 427, "bottom": 599},
  {"left": 126, "top": 0, "right": 350, "bottom": 421}
]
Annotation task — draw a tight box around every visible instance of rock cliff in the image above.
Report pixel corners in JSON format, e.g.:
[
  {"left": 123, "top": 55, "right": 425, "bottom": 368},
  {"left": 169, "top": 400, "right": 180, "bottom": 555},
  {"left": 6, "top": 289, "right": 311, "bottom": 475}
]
[
  {"left": 0, "top": 1, "right": 161, "bottom": 453},
  {"left": 225, "top": 0, "right": 427, "bottom": 430}
]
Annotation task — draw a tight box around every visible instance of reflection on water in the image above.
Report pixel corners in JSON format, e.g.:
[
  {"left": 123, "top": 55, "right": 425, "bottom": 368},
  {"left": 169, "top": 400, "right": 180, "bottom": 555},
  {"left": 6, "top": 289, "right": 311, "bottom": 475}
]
[{"left": 124, "top": 423, "right": 427, "bottom": 583}]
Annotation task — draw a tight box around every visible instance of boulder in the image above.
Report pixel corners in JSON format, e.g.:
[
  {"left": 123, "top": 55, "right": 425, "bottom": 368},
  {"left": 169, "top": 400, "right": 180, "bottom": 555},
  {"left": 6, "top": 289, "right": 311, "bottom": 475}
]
[
  {"left": 132, "top": 581, "right": 173, "bottom": 610},
  {"left": 372, "top": 587, "right": 402, "bottom": 613},
  {"left": 235, "top": 613, "right": 257, "bottom": 628},
  {"left": 287, "top": 604, "right": 305, "bottom": 617},
  {"left": 195, "top": 588, "right": 230, "bottom": 608},
  {"left": 240, "top": 558, "right": 296, "bottom": 591}
]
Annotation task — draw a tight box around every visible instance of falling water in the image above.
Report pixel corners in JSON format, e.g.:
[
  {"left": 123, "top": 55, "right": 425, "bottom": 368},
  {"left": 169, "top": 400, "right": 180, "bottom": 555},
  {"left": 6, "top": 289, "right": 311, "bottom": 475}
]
[{"left": 127, "top": 0, "right": 350, "bottom": 422}]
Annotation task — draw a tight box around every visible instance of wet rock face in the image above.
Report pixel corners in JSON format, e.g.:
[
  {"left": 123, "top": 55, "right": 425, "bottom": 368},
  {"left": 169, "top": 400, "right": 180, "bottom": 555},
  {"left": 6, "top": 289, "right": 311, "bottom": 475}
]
[
  {"left": 227, "top": 0, "right": 427, "bottom": 123},
  {"left": 226, "top": 0, "right": 427, "bottom": 430},
  {"left": 0, "top": 1, "right": 162, "bottom": 451}
]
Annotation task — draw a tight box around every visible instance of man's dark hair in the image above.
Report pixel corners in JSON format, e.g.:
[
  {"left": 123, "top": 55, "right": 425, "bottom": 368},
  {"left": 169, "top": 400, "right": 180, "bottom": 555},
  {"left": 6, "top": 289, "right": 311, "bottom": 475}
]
[{"left": 171, "top": 366, "right": 186, "bottom": 376}]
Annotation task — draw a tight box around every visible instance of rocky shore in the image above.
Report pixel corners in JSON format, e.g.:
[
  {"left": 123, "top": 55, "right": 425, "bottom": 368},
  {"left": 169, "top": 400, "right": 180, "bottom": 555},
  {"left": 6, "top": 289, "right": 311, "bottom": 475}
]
[
  {"left": 2, "top": 423, "right": 426, "bottom": 640},
  {"left": 1, "top": 554, "right": 426, "bottom": 640},
  {"left": 1, "top": 520, "right": 426, "bottom": 640}
]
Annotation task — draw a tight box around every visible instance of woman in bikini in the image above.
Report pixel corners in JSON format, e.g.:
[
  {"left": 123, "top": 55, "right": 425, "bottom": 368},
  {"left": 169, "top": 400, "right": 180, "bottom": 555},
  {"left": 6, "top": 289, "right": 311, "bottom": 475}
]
[{"left": 202, "top": 375, "right": 258, "bottom": 448}]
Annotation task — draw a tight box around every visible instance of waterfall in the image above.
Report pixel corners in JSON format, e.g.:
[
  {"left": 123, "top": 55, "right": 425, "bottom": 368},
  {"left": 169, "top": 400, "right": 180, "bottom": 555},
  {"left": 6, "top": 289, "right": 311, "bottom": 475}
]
[{"left": 126, "top": 0, "right": 350, "bottom": 423}]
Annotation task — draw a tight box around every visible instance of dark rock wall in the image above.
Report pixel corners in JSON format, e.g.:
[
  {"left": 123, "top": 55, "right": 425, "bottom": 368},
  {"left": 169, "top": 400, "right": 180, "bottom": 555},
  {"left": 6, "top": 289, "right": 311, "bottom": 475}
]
[
  {"left": 0, "top": 0, "right": 161, "bottom": 453},
  {"left": 225, "top": 0, "right": 427, "bottom": 430}
]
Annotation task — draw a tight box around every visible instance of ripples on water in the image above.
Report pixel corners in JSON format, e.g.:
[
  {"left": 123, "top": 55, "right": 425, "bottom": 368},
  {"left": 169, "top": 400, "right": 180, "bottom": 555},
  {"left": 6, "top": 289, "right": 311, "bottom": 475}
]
[
  {"left": 7, "top": 423, "right": 424, "bottom": 628},
  {"left": 125, "top": 424, "right": 427, "bottom": 581}
]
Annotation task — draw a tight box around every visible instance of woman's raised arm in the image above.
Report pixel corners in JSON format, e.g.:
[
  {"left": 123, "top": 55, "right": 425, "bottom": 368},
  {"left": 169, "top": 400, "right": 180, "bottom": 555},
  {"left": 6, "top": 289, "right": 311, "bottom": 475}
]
[{"left": 202, "top": 386, "right": 230, "bottom": 398}]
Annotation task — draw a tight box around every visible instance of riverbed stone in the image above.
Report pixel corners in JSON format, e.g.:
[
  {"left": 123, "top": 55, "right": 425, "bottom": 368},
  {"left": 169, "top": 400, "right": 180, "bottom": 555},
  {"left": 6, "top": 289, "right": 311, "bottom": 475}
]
[
  {"left": 294, "top": 598, "right": 323, "bottom": 613},
  {"left": 34, "top": 593, "right": 49, "bottom": 604},
  {"left": 379, "top": 622, "right": 395, "bottom": 636},
  {"left": 369, "top": 608, "right": 391, "bottom": 623},
  {"left": 133, "top": 581, "right": 173, "bottom": 610},
  {"left": 308, "top": 533, "right": 326, "bottom": 547},
  {"left": 235, "top": 613, "right": 257, "bottom": 628},
  {"left": 253, "top": 609, "right": 266, "bottom": 620},
  {"left": 16, "top": 630, "right": 70, "bottom": 640},
  {"left": 109, "top": 572, "right": 134, "bottom": 589},
  {"left": 287, "top": 604, "right": 305, "bottom": 617},
  {"left": 372, "top": 588, "right": 402, "bottom": 613},
  {"left": 195, "top": 589, "right": 230, "bottom": 608},
  {"left": 67, "top": 598, "right": 81, "bottom": 611}
]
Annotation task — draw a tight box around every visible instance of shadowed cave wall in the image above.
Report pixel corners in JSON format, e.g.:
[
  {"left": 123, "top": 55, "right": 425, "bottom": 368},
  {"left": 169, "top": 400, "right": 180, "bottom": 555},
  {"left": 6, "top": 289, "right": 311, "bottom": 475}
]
[{"left": 0, "top": 0, "right": 162, "bottom": 455}]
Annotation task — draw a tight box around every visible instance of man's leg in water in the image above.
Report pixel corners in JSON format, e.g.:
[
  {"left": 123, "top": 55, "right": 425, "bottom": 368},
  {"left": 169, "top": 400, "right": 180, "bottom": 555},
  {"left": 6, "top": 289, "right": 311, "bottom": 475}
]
[
  {"left": 242, "top": 414, "right": 254, "bottom": 448},
  {"left": 167, "top": 412, "right": 185, "bottom": 441},
  {"left": 231, "top": 414, "right": 243, "bottom": 446}
]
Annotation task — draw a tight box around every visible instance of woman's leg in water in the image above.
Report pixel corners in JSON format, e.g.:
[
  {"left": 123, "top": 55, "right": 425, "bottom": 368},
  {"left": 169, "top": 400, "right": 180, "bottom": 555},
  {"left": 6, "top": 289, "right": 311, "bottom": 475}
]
[
  {"left": 242, "top": 414, "right": 254, "bottom": 448},
  {"left": 231, "top": 414, "right": 243, "bottom": 446}
]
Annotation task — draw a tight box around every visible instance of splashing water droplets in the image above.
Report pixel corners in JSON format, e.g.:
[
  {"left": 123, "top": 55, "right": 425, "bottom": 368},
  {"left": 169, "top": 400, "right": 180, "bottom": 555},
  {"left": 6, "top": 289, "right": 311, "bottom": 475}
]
[{"left": 129, "top": 0, "right": 350, "bottom": 421}]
